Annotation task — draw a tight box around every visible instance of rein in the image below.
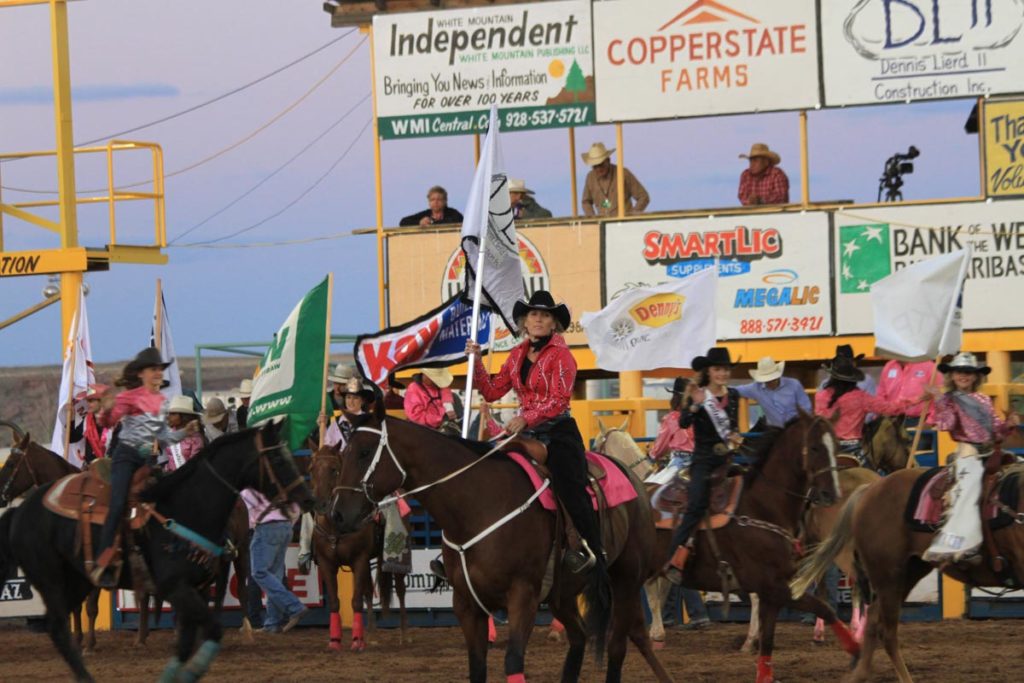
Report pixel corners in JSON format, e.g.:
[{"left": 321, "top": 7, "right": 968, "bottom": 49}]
[{"left": 0, "top": 446, "right": 42, "bottom": 504}]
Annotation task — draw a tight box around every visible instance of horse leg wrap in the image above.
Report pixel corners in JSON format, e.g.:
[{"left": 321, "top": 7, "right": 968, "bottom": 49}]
[
  {"left": 329, "top": 612, "right": 343, "bottom": 651},
  {"left": 158, "top": 658, "right": 183, "bottom": 683},
  {"left": 813, "top": 617, "right": 825, "bottom": 642},
  {"left": 488, "top": 616, "right": 497, "bottom": 643},
  {"left": 830, "top": 620, "right": 861, "bottom": 656},
  {"left": 351, "top": 612, "right": 365, "bottom": 651},
  {"left": 507, "top": 674, "right": 527, "bottom": 683},
  {"left": 854, "top": 606, "right": 868, "bottom": 644},
  {"left": 550, "top": 618, "right": 565, "bottom": 633},
  {"left": 755, "top": 655, "right": 774, "bottom": 683},
  {"left": 177, "top": 640, "right": 221, "bottom": 682}
]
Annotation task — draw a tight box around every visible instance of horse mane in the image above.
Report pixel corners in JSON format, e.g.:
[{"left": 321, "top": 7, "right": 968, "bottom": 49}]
[
  {"left": 139, "top": 428, "right": 258, "bottom": 502},
  {"left": 384, "top": 416, "right": 512, "bottom": 461}
]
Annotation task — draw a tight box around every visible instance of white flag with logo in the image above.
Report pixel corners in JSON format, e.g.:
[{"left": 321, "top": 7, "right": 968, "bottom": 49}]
[
  {"left": 581, "top": 267, "right": 718, "bottom": 371},
  {"left": 151, "top": 292, "right": 182, "bottom": 399},
  {"left": 460, "top": 106, "right": 524, "bottom": 330},
  {"left": 50, "top": 285, "right": 95, "bottom": 465},
  {"left": 871, "top": 247, "right": 971, "bottom": 362}
]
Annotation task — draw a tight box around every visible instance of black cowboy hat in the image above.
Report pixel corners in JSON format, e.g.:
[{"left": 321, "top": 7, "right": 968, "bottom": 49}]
[
  {"left": 691, "top": 347, "right": 733, "bottom": 371},
  {"left": 822, "top": 344, "right": 866, "bottom": 371},
  {"left": 938, "top": 352, "right": 991, "bottom": 375},
  {"left": 512, "top": 290, "right": 571, "bottom": 331},
  {"left": 666, "top": 377, "right": 690, "bottom": 394},
  {"left": 127, "top": 347, "right": 172, "bottom": 374},
  {"left": 826, "top": 355, "right": 865, "bottom": 383}
]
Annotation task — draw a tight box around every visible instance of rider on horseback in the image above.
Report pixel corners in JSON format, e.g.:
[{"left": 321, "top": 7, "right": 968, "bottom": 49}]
[
  {"left": 90, "top": 348, "right": 199, "bottom": 588},
  {"left": 923, "top": 352, "right": 1019, "bottom": 564},
  {"left": 665, "top": 347, "right": 742, "bottom": 584},
  {"left": 466, "top": 290, "right": 603, "bottom": 575}
]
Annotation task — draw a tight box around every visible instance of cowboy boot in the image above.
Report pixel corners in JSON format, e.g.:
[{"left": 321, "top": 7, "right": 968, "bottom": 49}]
[
  {"left": 89, "top": 547, "right": 121, "bottom": 589},
  {"left": 664, "top": 545, "right": 690, "bottom": 586}
]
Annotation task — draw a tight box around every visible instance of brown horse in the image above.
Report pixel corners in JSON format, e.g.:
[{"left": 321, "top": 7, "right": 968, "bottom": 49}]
[
  {"left": 332, "top": 409, "right": 672, "bottom": 683},
  {"left": 792, "top": 464, "right": 1024, "bottom": 683},
  {"left": 653, "top": 415, "right": 861, "bottom": 682},
  {"left": 309, "top": 443, "right": 407, "bottom": 652},
  {"left": 861, "top": 416, "right": 913, "bottom": 472}
]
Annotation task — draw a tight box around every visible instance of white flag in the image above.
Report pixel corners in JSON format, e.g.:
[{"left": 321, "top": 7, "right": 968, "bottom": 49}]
[
  {"left": 460, "top": 106, "right": 524, "bottom": 330},
  {"left": 581, "top": 267, "right": 718, "bottom": 372},
  {"left": 152, "top": 292, "right": 182, "bottom": 399},
  {"left": 871, "top": 247, "right": 971, "bottom": 362},
  {"left": 50, "top": 285, "right": 95, "bottom": 466}
]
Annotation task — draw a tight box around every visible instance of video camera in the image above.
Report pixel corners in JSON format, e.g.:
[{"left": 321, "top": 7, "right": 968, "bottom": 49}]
[{"left": 878, "top": 146, "right": 920, "bottom": 202}]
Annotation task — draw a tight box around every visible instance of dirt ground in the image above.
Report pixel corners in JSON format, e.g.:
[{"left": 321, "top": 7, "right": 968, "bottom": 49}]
[{"left": 1, "top": 618, "right": 1019, "bottom": 682}]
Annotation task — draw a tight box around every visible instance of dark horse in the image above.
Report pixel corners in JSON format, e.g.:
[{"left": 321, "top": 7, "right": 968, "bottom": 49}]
[
  {"left": 0, "top": 422, "right": 313, "bottom": 683},
  {"left": 308, "top": 442, "right": 408, "bottom": 651},
  {"left": 332, "top": 405, "right": 672, "bottom": 683},
  {"left": 792, "top": 465, "right": 1024, "bottom": 683},
  {"left": 662, "top": 415, "right": 861, "bottom": 683}
]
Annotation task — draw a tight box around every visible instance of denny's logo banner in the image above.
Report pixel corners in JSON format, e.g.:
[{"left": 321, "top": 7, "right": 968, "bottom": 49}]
[{"left": 593, "top": 0, "right": 819, "bottom": 121}]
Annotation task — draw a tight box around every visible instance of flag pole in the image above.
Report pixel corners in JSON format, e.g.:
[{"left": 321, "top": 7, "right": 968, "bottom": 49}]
[
  {"left": 154, "top": 278, "right": 163, "bottom": 354},
  {"left": 61, "top": 294, "right": 80, "bottom": 458},
  {"left": 319, "top": 273, "right": 334, "bottom": 449},
  {"left": 905, "top": 357, "right": 941, "bottom": 469},
  {"left": 476, "top": 317, "right": 498, "bottom": 440}
]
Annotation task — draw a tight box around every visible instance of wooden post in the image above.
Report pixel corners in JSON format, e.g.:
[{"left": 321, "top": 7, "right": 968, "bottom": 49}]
[
  {"left": 319, "top": 273, "right": 335, "bottom": 449},
  {"left": 568, "top": 127, "right": 579, "bottom": 218}
]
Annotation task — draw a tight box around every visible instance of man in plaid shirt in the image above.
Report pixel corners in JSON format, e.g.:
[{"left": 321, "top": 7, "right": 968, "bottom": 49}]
[{"left": 738, "top": 143, "right": 790, "bottom": 206}]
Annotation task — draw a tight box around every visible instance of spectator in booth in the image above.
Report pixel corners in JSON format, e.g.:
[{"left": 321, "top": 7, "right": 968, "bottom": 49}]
[
  {"left": 69, "top": 384, "right": 111, "bottom": 463},
  {"left": 162, "top": 395, "right": 207, "bottom": 472},
  {"left": 236, "top": 378, "right": 253, "bottom": 429},
  {"left": 738, "top": 143, "right": 790, "bottom": 206},
  {"left": 581, "top": 142, "right": 649, "bottom": 217},
  {"left": 404, "top": 367, "right": 458, "bottom": 431},
  {"left": 509, "top": 178, "right": 552, "bottom": 220},
  {"left": 399, "top": 185, "right": 464, "bottom": 227},
  {"left": 735, "top": 356, "right": 811, "bottom": 431}
]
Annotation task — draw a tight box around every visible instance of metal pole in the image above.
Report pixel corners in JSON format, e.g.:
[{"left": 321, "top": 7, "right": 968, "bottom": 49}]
[
  {"left": 0, "top": 294, "right": 61, "bottom": 331},
  {"left": 568, "top": 127, "right": 579, "bottom": 218},
  {"left": 799, "top": 110, "right": 810, "bottom": 207},
  {"left": 977, "top": 97, "right": 987, "bottom": 197},
  {"left": 615, "top": 122, "right": 626, "bottom": 219},
  {"left": 366, "top": 25, "right": 387, "bottom": 328},
  {"left": 319, "top": 273, "right": 334, "bottom": 449}
]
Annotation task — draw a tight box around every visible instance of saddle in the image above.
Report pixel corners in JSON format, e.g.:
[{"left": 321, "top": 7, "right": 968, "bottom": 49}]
[
  {"left": 43, "top": 464, "right": 154, "bottom": 528},
  {"left": 651, "top": 471, "right": 744, "bottom": 532},
  {"left": 503, "top": 436, "right": 607, "bottom": 481}
]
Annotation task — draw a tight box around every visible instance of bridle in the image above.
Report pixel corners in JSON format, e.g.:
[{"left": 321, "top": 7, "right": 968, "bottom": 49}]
[
  {"left": 200, "top": 430, "right": 304, "bottom": 522},
  {"left": 0, "top": 445, "right": 42, "bottom": 506},
  {"left": 755, "top": 416, "right": 840, "bottom": 508},
  {"left": 594, "top": 428, "right": 650, "bottom": 474}
]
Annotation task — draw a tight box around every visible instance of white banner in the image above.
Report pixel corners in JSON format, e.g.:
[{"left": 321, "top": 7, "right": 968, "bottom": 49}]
[
  {"left": 603, "top": 213, "right": 833, "bottom": 340},
  {"left": 582, "top": 267, "right": 717, "bottom": 371},
  {"left": 822, "top": 0, "right": 1024, "bottom": 106},
  {"left": 49, "top": 286, "right": 94, "bottom": 467},
  {"left": 593, "top": 0, "right": 819, "bottom": 122},
  {"left": 834, "top": 200, "right": 1024, "bottom": 334},
  {"left": 373, "top": 0, "right": 594, "bottom": 138},
  {"left": 152, "top": 292, "right": 182, "bottom": 400}
]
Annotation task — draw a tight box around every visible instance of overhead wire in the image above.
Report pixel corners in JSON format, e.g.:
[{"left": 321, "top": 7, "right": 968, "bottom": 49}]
[
  {"left": 169, "top": 229, "right": 362, "bottom": 250},
  {"left": 2, "top": 33, "right": 367, "bottom": 195},
  {"left": 168, "top": 92, "right": 370, "bottom": 245},
  {"left": 178, "top": 117, "right": 372, "bottom": 246}
]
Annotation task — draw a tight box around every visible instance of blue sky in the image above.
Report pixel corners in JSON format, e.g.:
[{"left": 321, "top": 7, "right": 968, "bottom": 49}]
[{"left": 0, "top": 1, "right": 981, "bottom": 368}]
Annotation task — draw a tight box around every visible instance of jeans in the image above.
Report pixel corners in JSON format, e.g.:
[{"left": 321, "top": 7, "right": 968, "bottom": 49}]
[
  {"left": 98, "top": 443, "right": 147, "bottom": 554},
  {"left": 250, "top": 520, "right": 302, "bottom": 628},
  {"left": 245, "top": 529, "right": 266, "bottom": 628},
  {"left": 671, "top": 451, "right": 726, "bottom": 550},
  {"left": 662, "top": 584, "right": 709, "bottom": 624}
]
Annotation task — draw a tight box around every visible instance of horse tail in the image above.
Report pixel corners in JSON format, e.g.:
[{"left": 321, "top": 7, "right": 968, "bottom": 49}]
[
  {"left": 790, "top": 483, "right": 870, "bottom": 599},
  {"left": 0, "top": 508, "right": 18, "bottom": 582},
  {"left": 582, "top": 559, "right": 612, "bottom": 663}
]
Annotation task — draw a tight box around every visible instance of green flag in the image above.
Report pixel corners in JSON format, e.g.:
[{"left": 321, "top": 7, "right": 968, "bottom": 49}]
[
  {"left": 838, "top": 224, "right": 892, "bottom": 294},
  {"left": 248, "top": 276, "right": 330, "bottom": 449}
]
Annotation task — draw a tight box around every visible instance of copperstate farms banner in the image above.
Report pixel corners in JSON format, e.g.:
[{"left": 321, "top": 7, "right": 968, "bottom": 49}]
[
  {"left": 248, "top": 277, "right": 329, "bottom": 449},
  {"left": 372, "top": 0, "right": 594, "bottom": 138},
  {"left": 593, "top": 0, "right": 819, "bottom": 121}
]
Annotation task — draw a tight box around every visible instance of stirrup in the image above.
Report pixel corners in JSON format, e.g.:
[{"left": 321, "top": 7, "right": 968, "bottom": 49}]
[
  {"left": 429, "top": 558, "right": 447, "bottom": 581},
  {"left": 89, "top": 548, "right": 122, "bottom": 589},
  {"left": 563, "top": 539, "right": 597, "bottom": 574}
]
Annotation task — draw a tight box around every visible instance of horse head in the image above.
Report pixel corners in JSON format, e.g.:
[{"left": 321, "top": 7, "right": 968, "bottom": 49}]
[
  {"left": 334, "top": 412, "right": 402, "bottom": 534},
  {"left": 308, "top": 442, "right": 344, "bottom": 518},
  {"left": 796, "top": 412, "right": 842, "bottom": 507},
  {"left": 592, "top": 417, "right": 653, "bottom": 480},
  {"left": 0, "top": 433, "right": 64, "bottom": 507},
  {"left": 225, "top": 421, "right": 314, "bottom": 513},
  {"left": 866, "top": 415, "right": 912, "bottom": 472}
]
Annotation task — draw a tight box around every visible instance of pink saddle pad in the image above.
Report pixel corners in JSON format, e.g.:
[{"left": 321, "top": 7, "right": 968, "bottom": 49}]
[{"left": 507, "top": 451, "right": 638, "bottom": 512}]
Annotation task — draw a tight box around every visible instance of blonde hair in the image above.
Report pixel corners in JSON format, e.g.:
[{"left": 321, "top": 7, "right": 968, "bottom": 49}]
[{"left": 943, "top": 372, "right": 983, "bottom": 393}]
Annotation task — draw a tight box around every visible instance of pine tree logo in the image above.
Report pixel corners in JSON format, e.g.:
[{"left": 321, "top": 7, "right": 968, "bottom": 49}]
[
  {"left": 565, "top": 59, "right": 586, "bottom": 102},
  {"left": 839, "top": 224, "right": 892, "bottom": 294}
]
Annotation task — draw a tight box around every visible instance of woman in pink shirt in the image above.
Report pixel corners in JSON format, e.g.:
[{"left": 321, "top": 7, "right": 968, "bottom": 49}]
[
  {"left": 814, "top": 355, "right": 912, "bottom": 467},
  {"left": 162, "top": 395, "right": 207, "bottom": 472},
  {"left": 648, "top": 377, "right": 696, "bottom": 485},
  {"left": 403, "top": 367, "right": 458, "bottom": 431}
]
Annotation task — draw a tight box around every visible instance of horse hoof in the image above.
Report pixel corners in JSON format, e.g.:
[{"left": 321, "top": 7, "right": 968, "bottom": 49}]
[
  {"left": 812, "top": 637, "right": 825, "bottom": 646},
  {"left": 652, "top": 639, "right": 666, "bottom": 651},
  {"left": 328, "top": 640, "right": 342, "bottom": 652},
  {"left": 351, "top": 639, "right": 366, "bottom": 653}
]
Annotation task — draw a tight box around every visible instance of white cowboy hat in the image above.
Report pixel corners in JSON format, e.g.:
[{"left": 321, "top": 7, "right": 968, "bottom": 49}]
[
  {"left": 581, "top": 142, "right": 614, "bottom": 166},
  {"left": 421, "top": 367, "right": 454, "bottom": 388},
  {"left": 238, "top": 378, "right": 253, "bottom": 397},
  {"left": 508, "top": 179, "right": 535, "bottom": 195},
  {"left": 168, "top": 395, "right": 200, "bottom": 416},
  {"left": 739, "top": 142, "right": 781, "bottom": 165},
  {"left": 328, "top": 363, "right": 356, "bottom": 385},
  {"left": 749, "top": 356, "right": 785, "bottom": 383},
  {"left": 204, "top": 397, "right": 228, "bottom": 422},
  {"left": 938, "top": 352, "right": 991, "bottom": 375}
]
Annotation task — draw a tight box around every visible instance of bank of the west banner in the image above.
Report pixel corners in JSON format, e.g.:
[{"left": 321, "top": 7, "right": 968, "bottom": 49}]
[
  {"left": 593, "top": 0, "right": 819, "bottom": 121},
  {"left": 603, "top": 213, "right": 833, "bottom": 340},
  {"left": 822, "top": 0, "right": 1024, "bottom": 106},
  {"left": 373, "top": 0, "right": 594, "bottom": 139}
]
